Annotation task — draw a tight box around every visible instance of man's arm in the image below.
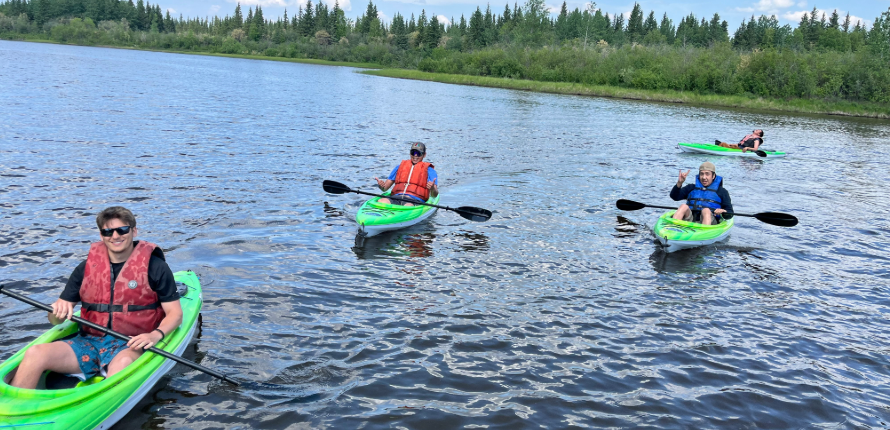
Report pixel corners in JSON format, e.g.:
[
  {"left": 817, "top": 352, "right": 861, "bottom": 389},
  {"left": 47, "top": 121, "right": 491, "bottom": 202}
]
[
  {"left": 670, "top": 184, "right": 692, "bottom": 201},
  {"left": 49, "top": 260, "right": 87, "bottom": 324},
  {"left": 126, "top": 300, "right": 183, "bottom": 351},
  {"left": 718, "top": 189, "right": 734, "bottom": 219}
]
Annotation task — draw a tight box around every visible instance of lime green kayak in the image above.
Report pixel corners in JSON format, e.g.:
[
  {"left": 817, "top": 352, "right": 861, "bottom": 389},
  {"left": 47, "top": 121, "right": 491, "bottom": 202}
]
[
  {"left": 355, "top": 192, "right": 439, "bottom": 237},
  {"left": 0, "top": 270, "right": 202, "bottom": 430},
  {"left": 678, "top": 142, "right": 786, "bottom": 157},
  {"left": 653, "top": 211, "right": 734, "bottom": 252}
]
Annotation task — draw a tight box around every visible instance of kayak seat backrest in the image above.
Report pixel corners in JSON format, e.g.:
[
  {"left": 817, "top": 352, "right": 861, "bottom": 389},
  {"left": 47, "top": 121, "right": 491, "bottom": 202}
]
[{"left": 75, "top": 375, "right": 106, "bottom": 388}]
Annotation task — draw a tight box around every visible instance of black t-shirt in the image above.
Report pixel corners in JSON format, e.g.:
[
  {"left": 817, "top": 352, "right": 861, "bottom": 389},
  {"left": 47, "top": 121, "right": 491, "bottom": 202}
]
[
  {"left": 739, "top": 136, "right": 763, "bottom": 148},
  {"left": 60, "top": 252, "right": 180, "bottom": 303}
]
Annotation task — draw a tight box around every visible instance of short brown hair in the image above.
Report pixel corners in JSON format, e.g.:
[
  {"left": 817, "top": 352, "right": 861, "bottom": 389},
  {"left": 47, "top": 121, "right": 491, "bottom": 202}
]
[{"left": 96, "top": 206, "right": 136, "bottom": 229}]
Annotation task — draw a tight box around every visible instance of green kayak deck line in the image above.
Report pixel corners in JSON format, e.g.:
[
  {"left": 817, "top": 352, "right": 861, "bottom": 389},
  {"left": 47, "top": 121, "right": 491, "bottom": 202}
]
[
  {"left": 0, "top": 270, "right": 203, "bottom": 430},
  {"left": 653, "top": 211, "right": 734, "bottom": 252},
  {"left": 678, "top": 142, "right": 786, "bottom": 157},
  {"left": 355, "top": 192, "right": 439, "bottom": 237}
]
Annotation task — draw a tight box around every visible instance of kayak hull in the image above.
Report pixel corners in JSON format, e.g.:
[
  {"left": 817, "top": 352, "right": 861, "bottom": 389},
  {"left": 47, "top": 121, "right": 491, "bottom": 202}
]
[
  {"left": 355, "top": 193, "right": 439, "bottom": 238},
  {"left": 678, "top": 142, "right": 786, "bottom": 158},
  {"left": 653, "top": 211, "right": 734, "bottom": 253},
  {"left": 0, "top": 270, "right": 203, "bottom": 430}
]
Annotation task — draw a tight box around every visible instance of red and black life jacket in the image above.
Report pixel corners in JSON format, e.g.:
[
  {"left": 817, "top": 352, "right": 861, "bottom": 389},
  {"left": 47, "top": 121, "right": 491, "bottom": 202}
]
[
  {"left": 393, "top": 159, "right": 434, "bottom": 201},
  {"left": 80, "top": 241, "right": 165, "bottom": 337}
]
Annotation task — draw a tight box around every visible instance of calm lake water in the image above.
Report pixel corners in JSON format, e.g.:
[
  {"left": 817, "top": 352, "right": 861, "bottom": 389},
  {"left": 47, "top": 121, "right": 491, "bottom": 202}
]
[{"left": 2, "top": 40, "right": 890, "bottom": 429}]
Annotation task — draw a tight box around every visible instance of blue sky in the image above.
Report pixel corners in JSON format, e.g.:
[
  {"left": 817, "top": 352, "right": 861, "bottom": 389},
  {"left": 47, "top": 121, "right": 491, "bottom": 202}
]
[{"left": 170, "top": 0, "right": 887, "bottom": 31}]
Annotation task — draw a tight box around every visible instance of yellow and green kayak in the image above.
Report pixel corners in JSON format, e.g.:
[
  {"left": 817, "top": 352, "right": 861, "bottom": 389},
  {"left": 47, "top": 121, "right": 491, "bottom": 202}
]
[
  {"left": 653, "top": 211, "right": 734, "bottom": 252},
  {"left": 355, "top": 192, "right": 439, "bottom": 237},
  {"left": 0, "top": 270, "right": 202, "bottom": 430}
]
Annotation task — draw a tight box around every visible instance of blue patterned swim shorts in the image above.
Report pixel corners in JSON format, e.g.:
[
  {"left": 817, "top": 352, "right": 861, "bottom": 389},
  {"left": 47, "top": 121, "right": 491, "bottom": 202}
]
[{"left": 61, "top": 334, "right": 130, "bottom": 380}]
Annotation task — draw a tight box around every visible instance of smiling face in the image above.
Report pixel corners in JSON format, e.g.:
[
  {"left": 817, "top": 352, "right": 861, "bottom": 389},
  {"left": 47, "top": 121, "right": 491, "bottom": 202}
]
[
  {"left": 699, "top": 170, "right": 715, "bottom": 187},
  {"left": 101, "top": 217, "right": 137, "bottom": 263},
  {"left": 410, "top": 150, "right": 425, "bottom": 164}
]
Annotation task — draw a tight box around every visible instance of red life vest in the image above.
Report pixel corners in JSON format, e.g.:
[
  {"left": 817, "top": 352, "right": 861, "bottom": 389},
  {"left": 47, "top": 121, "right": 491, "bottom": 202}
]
[
  {"left": 738, "top": 133, "right": 763, "bottom": 147},
  {"left": 80, "top": 241, "right": 165, "bottom": 337},
  {"left": 393, "top": 159, "right": 434, "bottom": 201}
]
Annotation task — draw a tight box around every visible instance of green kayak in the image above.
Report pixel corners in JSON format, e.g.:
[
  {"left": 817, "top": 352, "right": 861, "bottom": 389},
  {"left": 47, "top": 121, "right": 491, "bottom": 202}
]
[
  {"left": 0, "top": 270, "right": 202, "bottom": 430},
  {"left": 653, "top": 211, "right": 734, "bottom": 252},
  {"left": 355, "top": 192, "right": 439, "bottom": 237},
  {"left": 678, "top": 142, "right": 786, "bottom": 158}
]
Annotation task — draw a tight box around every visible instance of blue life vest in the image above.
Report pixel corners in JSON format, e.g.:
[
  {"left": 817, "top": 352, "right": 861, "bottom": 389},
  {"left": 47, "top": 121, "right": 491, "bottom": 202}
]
[{"left": 687, "top": 175, "right": 723, "bottom": 211}]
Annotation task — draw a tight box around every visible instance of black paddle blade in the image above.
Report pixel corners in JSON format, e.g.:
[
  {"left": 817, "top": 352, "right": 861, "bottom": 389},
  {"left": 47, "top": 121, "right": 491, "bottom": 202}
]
[
  {"left": 322, "top": 180, "right": 351, "bottom": 194},
  {"left": 455, "top": 206, "right": 492, "bottom": 222},
  {"left": 755, "top": 150, "right": 767, "bottom": 157},
  {"left": 754, "top": 212, "right": 798, "bottom": 227},
  {"left": 616, "top": 199, "right": 646, "bottom": 211}
]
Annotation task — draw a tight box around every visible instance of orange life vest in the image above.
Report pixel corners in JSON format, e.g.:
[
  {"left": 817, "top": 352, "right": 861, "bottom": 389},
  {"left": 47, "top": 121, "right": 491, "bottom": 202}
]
[
  {"left": 393, "top": 159, "right": 434, "bottom": 201},
  {"left": 80, "top": 241, "right": 166, "bottom": 337}
]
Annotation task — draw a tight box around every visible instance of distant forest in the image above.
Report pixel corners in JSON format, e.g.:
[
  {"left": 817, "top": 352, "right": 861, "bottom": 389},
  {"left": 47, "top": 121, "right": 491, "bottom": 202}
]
[{"left": 2, "top": 0, "right": 889, "bottom": 103}]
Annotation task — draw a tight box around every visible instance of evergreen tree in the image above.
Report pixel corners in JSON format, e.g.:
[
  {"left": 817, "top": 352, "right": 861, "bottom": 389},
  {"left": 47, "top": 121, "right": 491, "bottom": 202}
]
[
  {"left": 423, "top": 13, "right": 442, "bottom": 48},
  {"left": 301, "top": 0, "right": 313, "bottom": 36},
  {"left": 828, "top": 9, "right": 839, "bottom": 30},
  {"left": 643, "top": 11, "right": 657, "bottom": 34},
  {"left": 555, "top": 1, "right": 569, "bottom": 41},
  {"left": 233, "top": 2, "right": 242, "bottom": 30},
  {"left": 136, "top": 0, "right": 146, "bottom": 30},
  {"left": 252, "top": 5, "right": 264, "bottom": 39},
  {"left": 626, "top": 2, "right": 643, "bottom": 42}
]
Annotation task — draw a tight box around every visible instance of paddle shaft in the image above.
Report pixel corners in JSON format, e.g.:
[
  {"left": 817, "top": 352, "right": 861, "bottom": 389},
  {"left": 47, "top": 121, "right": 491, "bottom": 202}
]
[
  {"left": 0, "top": 285, "right": 240, "bottom": 386},
  {"left": 346, "top": 187, "right": 469, "bottom": 214},
  {"left": 633, "top": 204, "right": 758, "bottom": 218}
]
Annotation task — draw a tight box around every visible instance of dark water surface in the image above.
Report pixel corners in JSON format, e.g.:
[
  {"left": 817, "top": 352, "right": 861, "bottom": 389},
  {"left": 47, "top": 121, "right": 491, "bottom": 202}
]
[{"left": 2, "top": 40, "right": 890, "bottom": 429}]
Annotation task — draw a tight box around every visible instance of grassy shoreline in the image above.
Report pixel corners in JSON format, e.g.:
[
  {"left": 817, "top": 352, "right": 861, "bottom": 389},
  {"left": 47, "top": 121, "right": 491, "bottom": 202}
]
[
  {"left": 361, "top": 69, "right": 890, "bottom": 119},
  {"left": 1, "top": 37, "right": 383, "bottom": 69},
  {"left": 4, "top": 38, "right": 887, "bottom": 118}
]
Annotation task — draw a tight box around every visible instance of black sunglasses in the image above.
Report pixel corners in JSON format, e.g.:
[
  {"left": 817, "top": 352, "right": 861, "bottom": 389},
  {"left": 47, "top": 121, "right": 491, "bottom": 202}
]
[
  {"left": 99, "top": 226, "right": 133, "bottom": 237},
  {"left": 410, "top": 150, "right": 424, "bottom": 157}
]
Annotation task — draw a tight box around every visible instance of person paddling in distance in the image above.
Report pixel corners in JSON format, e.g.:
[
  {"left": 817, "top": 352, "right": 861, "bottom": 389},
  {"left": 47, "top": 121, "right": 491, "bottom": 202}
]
[
  {"left": 715, "top": 129, "right": 764, "bottom": 153},
  {"left": 671, "top": 161, "right": 734, "bottom": 225},
  {"left": 10, "top": 206, "right": 182, "bottom": 389},
  {"left": 374, "top": 142, "right": 439, "bottom": 206}
]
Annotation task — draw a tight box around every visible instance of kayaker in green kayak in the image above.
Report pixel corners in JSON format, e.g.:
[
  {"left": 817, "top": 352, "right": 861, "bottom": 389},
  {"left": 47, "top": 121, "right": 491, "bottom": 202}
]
[
  {"left": 670, "top": 161, "right": 734, "bottom": 225},
  {"left": 10, "top": 206, "right": 183, "bottom": 389},
  {"left": 715, "top": 129, "right": 764, "bottom": 153},
  {"left": 373, "top": 142, "right": 439, "bottom": 206}
]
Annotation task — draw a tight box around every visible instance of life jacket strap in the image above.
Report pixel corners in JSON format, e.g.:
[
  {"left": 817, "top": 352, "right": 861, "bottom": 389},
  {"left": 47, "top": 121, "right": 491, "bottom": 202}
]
[{"left": 82, "top": 302, "right": 161, "bottom": 312}]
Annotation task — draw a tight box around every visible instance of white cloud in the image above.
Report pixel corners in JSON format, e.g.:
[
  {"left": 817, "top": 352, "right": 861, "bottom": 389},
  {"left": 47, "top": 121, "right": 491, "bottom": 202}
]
[
  {"left": 735, "top": 7, "right": 755, "bottom": 13},
  {"left": 234, "top": 0, "right": 288, "bottom": 7},
  {"left": 780, "top": 8, "right": 870, "bottom": 27},
  {"left": 782, "top": 9, "right": 808, "bottom": 21},
  {"left": 229, "top": 0, "right": 351, "bottom": 12},
  {"left": 436, "top": 14, "right": 450, "bottom": 25},
  {"left": 209, "top": 5, "right": 220, "bottom": 14},
  {"left": 796, "top": 1, "right": 806, "bottom": 7},
  {"left": 377, "top": 10, "right": 388, "bottom": 21},
  {"left": 166, "top": 7, "right": 176, "bottom": 14}
]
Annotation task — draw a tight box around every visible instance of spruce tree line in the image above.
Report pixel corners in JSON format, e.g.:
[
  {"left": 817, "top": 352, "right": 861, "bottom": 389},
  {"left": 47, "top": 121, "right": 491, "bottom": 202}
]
[
  {"left": 2, "top": 0, "right": 888, "bottom": 104},
  {"left": 2, "top": 0, "right": 885, "bottom": 54}
]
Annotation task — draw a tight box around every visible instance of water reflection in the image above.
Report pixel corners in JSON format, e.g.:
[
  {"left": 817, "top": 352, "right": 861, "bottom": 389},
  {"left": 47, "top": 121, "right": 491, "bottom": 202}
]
[
  {"left": 353, "top": 232, "right": 436, "bottom": 260},
  {"left": 649, "top": 247, "right": 725, "bottom": 275},
  {"left": 613, "top": 215, "right": 643, "bottom": 239},
  {"left": 451, "top": 231, "right": 490, "bottom": 253}
]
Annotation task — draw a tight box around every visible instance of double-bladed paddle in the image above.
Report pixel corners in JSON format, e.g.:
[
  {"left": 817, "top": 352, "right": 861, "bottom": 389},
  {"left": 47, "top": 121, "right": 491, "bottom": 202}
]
[
  {"left": 323, "top": 180, "right": 492, "bottom": 222},
  {"left": 615, "top": 199, "right": 798, "bottom": 227},
  {"left": 0, "top": 285, "right": 240, "bottom": 386}
]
